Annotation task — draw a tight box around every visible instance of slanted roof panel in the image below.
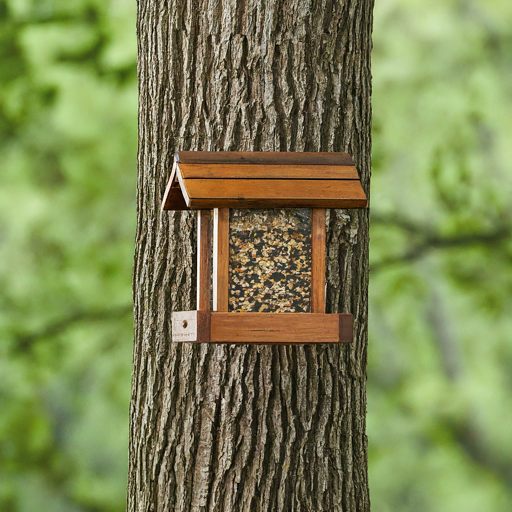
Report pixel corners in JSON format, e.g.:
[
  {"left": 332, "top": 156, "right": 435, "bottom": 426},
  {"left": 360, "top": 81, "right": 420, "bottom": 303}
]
[
  {"left": 184, "top": 179, "right": 367, "bottom": 209},
  {"left": 179, "top": 163, "right": 359, "bottom": 180},
  {"left": 161, "top": 151, "right": 368, "bottom": 211}
]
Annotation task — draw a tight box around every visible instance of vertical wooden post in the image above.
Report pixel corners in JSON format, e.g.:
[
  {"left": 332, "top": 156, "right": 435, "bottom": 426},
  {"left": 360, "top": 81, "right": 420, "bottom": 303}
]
[
  {"left": 213, "top": 208, "right": 230, "bottom": 311},
  {"left": 311, "top": 208, "right": 326, "bottom": 313},
  {"left": 197, "top": 210, "right": 212, "bottom": 311}
]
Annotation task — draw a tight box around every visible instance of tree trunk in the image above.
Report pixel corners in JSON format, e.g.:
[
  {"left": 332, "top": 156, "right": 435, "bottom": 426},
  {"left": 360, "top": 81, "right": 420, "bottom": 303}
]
[{"left": 130, "top": 0, "right": 373, "bottom": 510}]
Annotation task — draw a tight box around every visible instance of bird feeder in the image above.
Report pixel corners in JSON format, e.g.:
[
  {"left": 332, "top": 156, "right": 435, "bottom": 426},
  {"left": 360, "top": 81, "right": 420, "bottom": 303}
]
[{"left": 162, "top": 151, "right": 367, "bottom": 345}]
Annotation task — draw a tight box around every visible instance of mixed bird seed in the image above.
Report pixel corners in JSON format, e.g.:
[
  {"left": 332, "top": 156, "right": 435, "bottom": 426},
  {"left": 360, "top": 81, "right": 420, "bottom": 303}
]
[{"left": 228, "top": 208, "right": 312, "bottom": 312}]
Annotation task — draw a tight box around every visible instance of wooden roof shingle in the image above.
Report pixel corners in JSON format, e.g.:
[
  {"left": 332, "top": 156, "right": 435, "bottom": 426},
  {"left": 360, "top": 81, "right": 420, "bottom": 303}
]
[{"left": 161, "top": 151, "right": 368, "bottom": 210}]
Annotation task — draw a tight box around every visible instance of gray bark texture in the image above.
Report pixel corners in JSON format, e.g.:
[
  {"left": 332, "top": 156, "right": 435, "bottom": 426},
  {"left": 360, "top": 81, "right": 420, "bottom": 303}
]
[{"left": 130, "top": 0, "right": 373, "bottom": 510}]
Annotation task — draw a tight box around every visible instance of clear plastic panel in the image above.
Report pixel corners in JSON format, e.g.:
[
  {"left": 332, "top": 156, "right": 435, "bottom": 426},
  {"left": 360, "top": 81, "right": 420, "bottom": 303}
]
[{"left": 229, "top": 209, "right": 312, "bottom": 312}]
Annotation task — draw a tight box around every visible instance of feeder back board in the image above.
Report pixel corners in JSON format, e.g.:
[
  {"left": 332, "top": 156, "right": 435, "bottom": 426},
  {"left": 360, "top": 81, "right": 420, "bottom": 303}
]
[{"left": 162, "top": 151, "right": 367, "bottom": 345}]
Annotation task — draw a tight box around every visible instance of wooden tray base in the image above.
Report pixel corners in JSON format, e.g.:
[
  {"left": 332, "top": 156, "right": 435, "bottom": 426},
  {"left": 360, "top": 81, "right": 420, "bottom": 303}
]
[{"left": 171, "top": 311, "right": 353, "bottom": 345}]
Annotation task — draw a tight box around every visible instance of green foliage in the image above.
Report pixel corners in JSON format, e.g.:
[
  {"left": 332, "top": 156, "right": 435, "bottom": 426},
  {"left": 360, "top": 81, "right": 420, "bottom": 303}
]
[
  {"left": 0, "top": 0, "right": 136, "bottom": 510},
  {"left": 370, "top": 0, "right": 512, "bottom": 510},
  {"left": 1, "top": 0, "right": 511, "bottom": 510}
]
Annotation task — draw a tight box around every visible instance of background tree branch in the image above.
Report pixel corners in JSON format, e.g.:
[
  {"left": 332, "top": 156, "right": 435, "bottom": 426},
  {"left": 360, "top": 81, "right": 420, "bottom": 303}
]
[
  {"left": 370, "top": 213, "right": 512, "bottom": 272},
  {"left": 12, "top": 304, "right": 133, "bottom": 352}
]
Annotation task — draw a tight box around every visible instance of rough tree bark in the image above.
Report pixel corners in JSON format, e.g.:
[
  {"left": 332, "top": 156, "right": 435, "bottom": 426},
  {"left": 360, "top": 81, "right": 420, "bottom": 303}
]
[{"left": 130, "top": 0, "right": 373, "bottom": 510}]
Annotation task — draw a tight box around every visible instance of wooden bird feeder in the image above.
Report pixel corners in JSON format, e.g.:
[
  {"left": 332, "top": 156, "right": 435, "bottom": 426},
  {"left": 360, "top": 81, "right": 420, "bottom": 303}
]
[{"left": 162, "top": 151, "right": 367, "bottom": 345}]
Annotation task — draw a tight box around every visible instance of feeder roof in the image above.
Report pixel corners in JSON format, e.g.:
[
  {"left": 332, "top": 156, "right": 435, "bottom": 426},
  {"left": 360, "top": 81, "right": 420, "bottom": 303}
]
[{"left": 161, "top": 151, "right": 368, "bottom": 210}]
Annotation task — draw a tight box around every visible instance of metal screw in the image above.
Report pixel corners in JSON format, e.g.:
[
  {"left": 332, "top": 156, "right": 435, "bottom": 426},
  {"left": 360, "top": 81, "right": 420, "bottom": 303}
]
[{"left": 182, "top": 320, "right": 188, "bottom": 329}]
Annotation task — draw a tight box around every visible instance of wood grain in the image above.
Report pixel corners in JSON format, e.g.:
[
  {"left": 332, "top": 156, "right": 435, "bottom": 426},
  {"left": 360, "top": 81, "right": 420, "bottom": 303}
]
[
  {"left": 177, "top": 151, "right": 355, "bottom": 166},
  {"left": 213, "top": 208, "right": 229, "bottom": 311},
  {"left": 162, "top": 184, "right": 188, "bottom": 210},
  {"left": 186, "top": 179, "right": 367, "bottom": 209},
  {"left": 172, "top": 311, "right": 353, "bottom": 344},
  {"left": 311, "top": 209, "right": 326, "bottom": 313},
  {"left": 210, "top": 312, "right": 352, "bottom": 344},
  {"left": 196, "top": 210, "right": 212, "bottom": 311},
  {"left": 162, "top": 172, "right": 368, "bottom": 210},
  {"left": 186, "top": 179, "right": 365, "bottom": 199},
  {"left": 178, "top": 163, "right": 359, "bottom": 180},
  {"left": 162, "top": 156, "right": 368, "bottom": 210}
]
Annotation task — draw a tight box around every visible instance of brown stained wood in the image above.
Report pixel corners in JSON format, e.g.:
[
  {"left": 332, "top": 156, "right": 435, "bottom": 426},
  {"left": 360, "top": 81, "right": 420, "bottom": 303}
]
[
  {"left": 177, "top": 151, "right": 355, "bottom": 166},
  {"left": 210, "top": 312, "right": 352, "bottom": 344},
  {"left": 172, "top": 311, "right": 353, "bottom": 344},
  {"left": 311, "top": 209, "right": 326, "bottom": 313},
  {"left": 197, "top": 210, "right": 212, "bottom": 311},
  {"left": 186, "top": 179, "right": 365, "bottom": 200},
  {"left": 197, "top": 309, "right": 211, "bottom": 343},
  {"left": 186, "top": 179, "right": 367, "bottom": 209},
  {"left": 163, "top": 189, "right": 368, "bottom": 210},
  {"left": 178, "top": 163, "right": 359, "bottom": 180},
  {"left": 162, "top": 183, "right": 188, "bottom": 210},
  {"left": 213, "top": 208, "right": 229, "bottom": 311},
  {"left": 161, "top": 157, "right": 368, "bottom": 211},
  {"left": 194, "top": 197, "right": 368, "bottom": 209}
]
